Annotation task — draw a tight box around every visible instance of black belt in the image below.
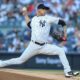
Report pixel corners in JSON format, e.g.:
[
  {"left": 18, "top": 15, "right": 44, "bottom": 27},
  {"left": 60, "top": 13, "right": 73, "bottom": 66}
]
[{"left": 31, "top": 40, "right": 46, "bottom": 46}]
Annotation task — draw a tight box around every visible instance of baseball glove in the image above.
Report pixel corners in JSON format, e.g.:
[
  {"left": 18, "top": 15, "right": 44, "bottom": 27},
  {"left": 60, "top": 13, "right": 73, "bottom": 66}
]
[{"left": 50, "top": 24, "right": 66, "bottom": 42}]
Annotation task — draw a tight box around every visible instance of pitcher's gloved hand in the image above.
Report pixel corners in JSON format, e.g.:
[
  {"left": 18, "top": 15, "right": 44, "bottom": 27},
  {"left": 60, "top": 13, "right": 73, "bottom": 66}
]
[
  {"left": 50, "top": 25, "right": 67, "bottom": 42},
  {"left": 59, "top": 36, "right": 67, "bottom": 41}
]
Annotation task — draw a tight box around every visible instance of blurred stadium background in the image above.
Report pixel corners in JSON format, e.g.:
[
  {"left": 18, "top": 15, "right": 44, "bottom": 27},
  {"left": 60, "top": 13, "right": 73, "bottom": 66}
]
[{"left": 0, "top": 0, "right": 80, "bottom": 70}]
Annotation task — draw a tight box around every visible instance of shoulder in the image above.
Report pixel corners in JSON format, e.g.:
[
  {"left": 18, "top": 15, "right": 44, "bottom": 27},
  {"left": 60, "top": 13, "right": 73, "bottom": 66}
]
[
  {"left": 45, "top": 14, "right": 53, "bottom": 18},
  {"left": 45, "top": 15, "right": 60, "bottom": 19},
  {"left": 45, "top": 15, "right": 54, "bottom": 20},
  {"left": 32, "top": 16, "right": 37, "bottom": 20}
]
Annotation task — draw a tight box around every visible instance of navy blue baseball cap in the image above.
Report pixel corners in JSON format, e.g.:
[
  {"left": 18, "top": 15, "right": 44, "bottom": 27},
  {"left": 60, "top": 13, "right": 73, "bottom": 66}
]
[{"left": 37, "top": 4, "right": 50, "bottom": 10}]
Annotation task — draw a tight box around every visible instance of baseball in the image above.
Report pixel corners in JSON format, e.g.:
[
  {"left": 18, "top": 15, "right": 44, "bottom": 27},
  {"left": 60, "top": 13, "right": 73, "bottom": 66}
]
[{"left": 22, "top": 7, "right": 26, "bottom": 11}]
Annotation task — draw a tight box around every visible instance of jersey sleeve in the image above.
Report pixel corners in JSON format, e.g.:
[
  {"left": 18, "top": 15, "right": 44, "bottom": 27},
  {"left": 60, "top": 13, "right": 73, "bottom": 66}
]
[
  {"left": 27, "top": 16, "right": 35, "bottom": 29},
  {"left": 46, "top": 15, "right": 60, "bottom": 24},
  {"left": 27, "top": 21, "right": 31, "bottom": 29}
]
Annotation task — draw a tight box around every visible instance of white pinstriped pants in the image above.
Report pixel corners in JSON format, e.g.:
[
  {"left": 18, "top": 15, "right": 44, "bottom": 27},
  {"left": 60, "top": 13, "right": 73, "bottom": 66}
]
[{"left": 0, "top": 41, "right": 71, "bottom": 74}]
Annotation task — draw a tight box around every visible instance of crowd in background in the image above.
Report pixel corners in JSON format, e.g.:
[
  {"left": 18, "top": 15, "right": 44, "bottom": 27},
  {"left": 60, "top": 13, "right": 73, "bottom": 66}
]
[{"left": 0, "top": 0, "right": 80, "bottom": 53}]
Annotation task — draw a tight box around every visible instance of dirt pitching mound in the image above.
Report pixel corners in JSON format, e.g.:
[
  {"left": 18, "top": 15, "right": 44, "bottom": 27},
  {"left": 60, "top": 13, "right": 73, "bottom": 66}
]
[{"left": 0, "top": 69, "right": 79, "bottom": 80}]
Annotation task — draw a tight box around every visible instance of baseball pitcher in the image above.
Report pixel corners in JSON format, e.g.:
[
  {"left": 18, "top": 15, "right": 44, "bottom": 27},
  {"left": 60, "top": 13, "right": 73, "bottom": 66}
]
[{"left": 0, "top": 4, "right": 79, "bottom": 77}]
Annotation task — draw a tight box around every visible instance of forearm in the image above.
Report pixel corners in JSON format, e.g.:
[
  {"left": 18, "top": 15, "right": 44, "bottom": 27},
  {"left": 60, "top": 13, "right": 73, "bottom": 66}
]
[
  {"left": 63, "top": 25, "right": 67, "bottom": 37},
  {"left": 24, "top": 15, "right": 30, "bottom": 24},
  {"left": 22, "top": 7, "right": 30, "bottom": 25}
]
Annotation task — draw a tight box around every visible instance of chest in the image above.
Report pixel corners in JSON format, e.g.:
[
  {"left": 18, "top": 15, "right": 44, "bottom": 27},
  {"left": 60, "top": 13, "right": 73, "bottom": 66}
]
[{"left": 31, "top": 17, "right": 50, "bottom": 30}]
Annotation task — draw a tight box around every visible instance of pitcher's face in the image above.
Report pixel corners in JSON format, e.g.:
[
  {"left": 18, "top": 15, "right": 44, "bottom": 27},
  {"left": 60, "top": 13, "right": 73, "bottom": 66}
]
[{"left": 37, "top": 9, "right": 47, "bottom": 16}]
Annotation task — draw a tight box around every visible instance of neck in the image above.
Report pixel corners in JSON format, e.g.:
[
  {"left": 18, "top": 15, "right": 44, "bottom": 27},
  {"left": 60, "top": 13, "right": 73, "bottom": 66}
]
[
  {"left": 36, "top": 13, "right": 45, "bottom": 17},
  {"left": 36, "top": 14, "right": 40, "bottom": 16}
]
